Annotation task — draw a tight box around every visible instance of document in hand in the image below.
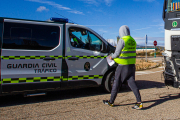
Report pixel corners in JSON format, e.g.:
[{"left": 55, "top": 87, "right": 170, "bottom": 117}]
[{"left": 106, "top": 56, "right": 115, "bottom": 66}]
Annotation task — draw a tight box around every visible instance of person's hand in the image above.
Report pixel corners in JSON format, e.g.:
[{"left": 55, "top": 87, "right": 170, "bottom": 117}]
[{"left": 109, "top": 56, "right": 112, "bottom": 60}]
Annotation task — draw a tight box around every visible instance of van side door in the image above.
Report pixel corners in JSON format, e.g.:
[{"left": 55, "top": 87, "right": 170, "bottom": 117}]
[{"left": 65, "top": 25, "right": 109, "bottom": 87}]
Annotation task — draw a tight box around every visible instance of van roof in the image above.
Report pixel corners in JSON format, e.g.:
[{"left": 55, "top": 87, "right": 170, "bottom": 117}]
[{"left": 0, "top": 17, "right": 73, "bottom": 24}]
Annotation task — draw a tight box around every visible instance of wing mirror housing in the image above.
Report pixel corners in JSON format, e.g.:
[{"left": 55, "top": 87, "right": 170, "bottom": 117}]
[{"left": 101, "top": 42, "right": 109, "bottom": 53}]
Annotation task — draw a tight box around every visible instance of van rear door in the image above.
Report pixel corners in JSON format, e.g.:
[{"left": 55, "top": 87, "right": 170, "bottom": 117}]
[
  {"left": 0, "top": 18, "right": 3, "bottom": 95},
  {"left": 1, "top": 19, "right": 63, "bottom": 93}
]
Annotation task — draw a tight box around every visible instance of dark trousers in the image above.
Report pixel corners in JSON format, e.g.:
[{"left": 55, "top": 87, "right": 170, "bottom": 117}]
[{"left": 110, "top": 64, "right": 141, "bottom": 103}]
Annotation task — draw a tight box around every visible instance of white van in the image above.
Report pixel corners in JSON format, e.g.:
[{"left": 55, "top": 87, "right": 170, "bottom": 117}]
[{"left": 0, "top": 17, "right": 117, "bottom": 96}]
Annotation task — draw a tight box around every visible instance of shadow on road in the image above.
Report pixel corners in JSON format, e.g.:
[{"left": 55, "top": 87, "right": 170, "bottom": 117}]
[
  {"left": 136, "top": 80, "right": 165, "bottom": 89},
  {"left": 142, "top": 93, "right": 180, "bottom": 110},
  {"left": 120, "top": 80, "right": 165, "bottom": 91},
  {"left": 0, "top": 80, "right": 165, "bottom": 107},
  {"left": 115, "top": 93, "right": 180, "bottom": 110}
]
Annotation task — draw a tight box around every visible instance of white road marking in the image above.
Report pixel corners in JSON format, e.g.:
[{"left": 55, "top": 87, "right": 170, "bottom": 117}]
[
  {"left": 151, "top": 60, "right": 161, "bottom": 62},
  {"left": 158, "top": 66, "right": 164, "bottom": 68},
  {"left": 136, "top": 70, "right": 163, "bottom": 76}
]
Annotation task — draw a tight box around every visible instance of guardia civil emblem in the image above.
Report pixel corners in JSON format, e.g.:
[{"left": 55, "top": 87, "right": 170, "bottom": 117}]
[
  {"left": 84, "top": 62, "right": 90, "bottom": 71},
  {"left": 128, "top": 39, "right": 135, "bottom": 46}
]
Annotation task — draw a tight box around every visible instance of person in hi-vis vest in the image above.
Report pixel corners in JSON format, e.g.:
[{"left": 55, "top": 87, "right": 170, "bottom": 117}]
[
  {"left": 70, "top": 33, "right": 79, "bottom": 47},
  {"left": 103, "top": 25, "right": 143, "bottom": 109}
]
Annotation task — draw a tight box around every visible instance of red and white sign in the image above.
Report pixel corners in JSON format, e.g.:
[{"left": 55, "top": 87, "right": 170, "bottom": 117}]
[{"left": 153, "top": 40, "right": 157, "bottom": 46}]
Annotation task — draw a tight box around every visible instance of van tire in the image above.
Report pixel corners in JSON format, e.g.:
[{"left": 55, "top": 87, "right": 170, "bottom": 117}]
[{"left": 104, "top": 71, "right": 115, "bottom": 93}]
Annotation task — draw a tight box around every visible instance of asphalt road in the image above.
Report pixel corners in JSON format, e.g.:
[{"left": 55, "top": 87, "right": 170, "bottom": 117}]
[{"left": 1, "top": 64, "right": 180, "bottom": 119}]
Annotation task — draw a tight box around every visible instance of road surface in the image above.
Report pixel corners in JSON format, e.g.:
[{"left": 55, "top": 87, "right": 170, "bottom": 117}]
[{"left": 1, "top": 62, "right": 180, "bottom": 119}]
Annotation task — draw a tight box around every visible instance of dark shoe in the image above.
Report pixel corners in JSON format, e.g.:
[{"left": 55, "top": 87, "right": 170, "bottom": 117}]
[
  {"left": 132, "top": 103, "right": 143, "bottom": 109},
  {"left": 103, "top": 100, "right": 114, "bottom": 107}
]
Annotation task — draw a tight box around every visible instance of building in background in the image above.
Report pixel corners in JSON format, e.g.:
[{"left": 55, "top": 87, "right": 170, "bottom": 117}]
[
  {"left": 106, "top": 39, "right": 117, "bottom": 46},
  {"left": 136, "top": 45, "right": 164, "bottom": 51},
  {"left": 106, "top": 39, "right": 164, "bottom": 51}
]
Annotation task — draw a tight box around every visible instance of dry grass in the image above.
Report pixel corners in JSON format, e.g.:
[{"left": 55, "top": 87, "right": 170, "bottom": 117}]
[
  {"left": 135, "top": 59, "right": 158, "bottom": 71},
  {"left": 136, "top": 50, "right": 163, "bottom": 57}
]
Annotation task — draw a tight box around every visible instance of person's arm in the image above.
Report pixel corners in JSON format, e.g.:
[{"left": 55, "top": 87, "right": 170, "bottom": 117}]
[{"left": 111, "top": 39, "right": 124, "bottom": 59}]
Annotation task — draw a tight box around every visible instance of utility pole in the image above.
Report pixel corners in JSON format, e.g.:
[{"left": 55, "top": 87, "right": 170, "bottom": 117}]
[
  {"left": 145, "top": 35, "right": 148, "bottom": 62},
  {"left": 153, "top": 40, "right": 157, "bottom": 58}
]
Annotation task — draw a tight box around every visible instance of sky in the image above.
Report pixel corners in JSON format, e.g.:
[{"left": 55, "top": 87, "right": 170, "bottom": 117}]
[{"left": 0, "top": 0, "right": 165, "bottom": 46}]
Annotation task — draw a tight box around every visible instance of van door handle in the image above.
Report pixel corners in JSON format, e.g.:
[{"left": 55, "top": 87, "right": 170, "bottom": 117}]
[
  {"left": 68, "top": 57, "right": 79, "bottom": 60},
  {"left": 43, "top": 57, "right": 56, "bottom": 61}
]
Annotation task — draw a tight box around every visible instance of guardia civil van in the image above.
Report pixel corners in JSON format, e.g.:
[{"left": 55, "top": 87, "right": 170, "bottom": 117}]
[{"left": 0, "top": 17, "right": 117, "bottom": 96}]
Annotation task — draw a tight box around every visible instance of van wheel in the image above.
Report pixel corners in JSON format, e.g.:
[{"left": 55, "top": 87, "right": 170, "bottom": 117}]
[{"left": 104, "top": 71, "right": 115, "bottom": 93}]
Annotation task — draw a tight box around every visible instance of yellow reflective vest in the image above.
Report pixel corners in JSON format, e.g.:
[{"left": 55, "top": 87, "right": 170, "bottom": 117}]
[
  {"left": 73, "top": 38, "right": 79, "bottom": 44},
  {"left": 114, "top": 35, "right": 136, "bottom": 65}
]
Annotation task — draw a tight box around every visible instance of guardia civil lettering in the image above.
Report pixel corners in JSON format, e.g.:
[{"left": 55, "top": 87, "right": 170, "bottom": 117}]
[{"left": 7, "top": 63, "right": 57, "bottom": 69}]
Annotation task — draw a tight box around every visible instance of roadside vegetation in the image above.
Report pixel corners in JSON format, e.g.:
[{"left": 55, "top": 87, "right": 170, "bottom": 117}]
[
  {"left": 136, "top": 59, "right": 160, "bottom": 71},
  {"left": 135, "top": 50, "right": 163, "bottom": 71},
  {"left": 136, "top": 50, "right": 163, "bottom": 57}
]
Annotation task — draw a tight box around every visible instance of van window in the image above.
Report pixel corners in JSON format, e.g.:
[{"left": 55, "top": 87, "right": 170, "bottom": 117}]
[
  {"left": 88, "top": 31, "right": 102, "bottom": 51},
  {"left": 11, "top": 27, "right": 32, "bottom": 39},
  {"left": 3, "top": 22, "right": 60, "bottom": 50},
  {"left": 69, "top": 27, "right": 102, "bottom": 51}
]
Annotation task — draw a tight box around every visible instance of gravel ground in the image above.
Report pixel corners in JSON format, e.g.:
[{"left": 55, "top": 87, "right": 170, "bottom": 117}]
[{"left": 1, "top": 66, "right": 180, "bottom": 120}]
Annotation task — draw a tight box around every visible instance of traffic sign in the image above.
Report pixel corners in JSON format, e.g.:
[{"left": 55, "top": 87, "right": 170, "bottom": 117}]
[
  {"left": 153, "top": 40, "right": 157, "bottom": 46},
  {"left": 145, "top": 35, "right": 148, "bottom": 44}
]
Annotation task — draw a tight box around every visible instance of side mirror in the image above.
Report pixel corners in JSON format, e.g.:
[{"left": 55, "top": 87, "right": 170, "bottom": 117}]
[{"left": 101, "top": 42, "right": 109, "bottom": 53}]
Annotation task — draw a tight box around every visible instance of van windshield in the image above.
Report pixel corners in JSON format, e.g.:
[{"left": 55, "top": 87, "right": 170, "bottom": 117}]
[{"left": 167, "top": 0, "right": 180, "bottom": 13}]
